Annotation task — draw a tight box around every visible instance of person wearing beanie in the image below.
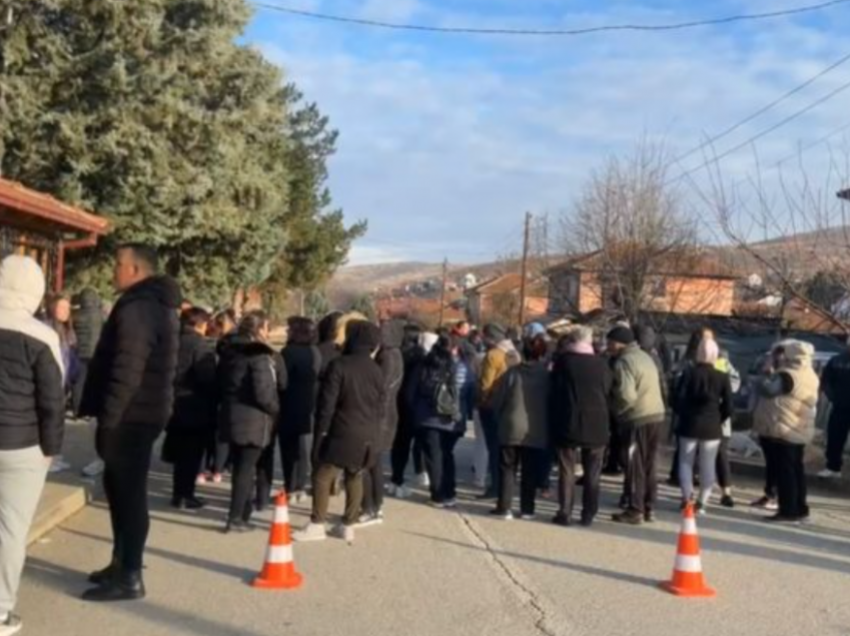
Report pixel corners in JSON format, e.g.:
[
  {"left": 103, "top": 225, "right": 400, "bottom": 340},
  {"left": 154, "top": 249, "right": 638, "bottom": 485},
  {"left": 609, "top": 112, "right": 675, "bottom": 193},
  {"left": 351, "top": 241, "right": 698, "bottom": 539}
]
[
  {"left": 672, "top": 339, "right": 733, "bottom": 514},
  {"left": 477, "top": 323, "right": 521, "bottom": 499},
  {"left": 607, "top": 326, "right": 666, "bottom": 525},
  {"left": 0, "top": 256, "right": 65, "bottom": 635},
  {"left": 294, "top": 320, "right": 385, "bottom": 544}
]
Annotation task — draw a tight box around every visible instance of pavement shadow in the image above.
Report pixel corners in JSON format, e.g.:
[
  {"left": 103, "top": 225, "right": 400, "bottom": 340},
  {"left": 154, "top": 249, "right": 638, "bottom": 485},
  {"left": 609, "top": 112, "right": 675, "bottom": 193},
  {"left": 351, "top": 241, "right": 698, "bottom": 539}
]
[
  {"left": 59, "top": 527, "right": 258, "bottom": 583},
  {"left": 25, "top": 557, "right": 269, "bottom": 636},
  {"left": 405, "top": 529, "right": 659, "bottom": 589}
]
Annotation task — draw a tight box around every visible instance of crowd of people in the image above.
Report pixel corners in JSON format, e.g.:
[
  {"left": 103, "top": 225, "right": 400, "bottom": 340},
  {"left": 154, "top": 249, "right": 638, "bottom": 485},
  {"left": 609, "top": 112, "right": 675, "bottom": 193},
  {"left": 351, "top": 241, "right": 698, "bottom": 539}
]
[{"left": 0, "top": 243, "right": 833, "bottom": 635}]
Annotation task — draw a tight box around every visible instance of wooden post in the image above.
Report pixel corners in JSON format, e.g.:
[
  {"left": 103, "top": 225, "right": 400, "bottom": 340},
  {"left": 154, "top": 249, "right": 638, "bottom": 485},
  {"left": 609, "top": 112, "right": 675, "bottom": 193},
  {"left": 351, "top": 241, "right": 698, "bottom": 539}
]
[
  {"left": 438, "top": 258, "right": 448, "bottom": 327},
  {"left": 518, "top": 212, "right": 532, "bottom": 327}
]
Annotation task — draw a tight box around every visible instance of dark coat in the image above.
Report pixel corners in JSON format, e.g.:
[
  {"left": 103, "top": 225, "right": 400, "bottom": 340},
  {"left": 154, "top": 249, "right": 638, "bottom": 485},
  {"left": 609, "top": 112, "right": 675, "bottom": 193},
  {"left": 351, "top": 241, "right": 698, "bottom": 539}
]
[
  {"left": 0, "top": 327, "right": 65, "bottom": 456},
  {"left": 673, "top": 363, "right": 733, "bottom": 441},
  {"left": 217, "top": 334, "right": 284, "bottom": 448},
  {"left": 822, "top": 351, "right": 850, "bottom": 412},
  {"left": 317, "top": 341, "right": 340, "bottom": 378},
  {"left": 376, "top": 321, "right": 405, "bottom": 450},
  {"left": 168, "top": 329, "right": 218, "bottom": 432},
  {"left": 279, "top": 343, "right": 321, "bottom": 438},
  {"left": 409, "top": 349, "right": 476, "bottom": 435},
  {"left": 550, "top": 352, "right": 613, "bottom": 448},
  {"left": 80, "top": 276, "right": 181, "bottom": 434},
  {"left": 73, "top": 289, "right": 104, "bottom": 360},
  {"left": 314, "top": 325, "right": 385, "bottom": 470},
  {"left": 493, "top": 361, "right": 550, "bottom": 449}
]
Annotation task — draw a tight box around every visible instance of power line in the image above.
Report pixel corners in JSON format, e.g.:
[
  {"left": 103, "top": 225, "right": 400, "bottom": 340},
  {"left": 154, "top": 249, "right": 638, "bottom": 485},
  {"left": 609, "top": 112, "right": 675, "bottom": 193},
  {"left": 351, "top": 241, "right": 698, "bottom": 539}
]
[
  {"left": 670, "top": 78, "right": 850, "bottom": 186},
  {"left": 672, "top": 51, "right": 850, "bottom": 167},
  {"left": 251, "top": 0, "right": 850, "bottom": 37}
]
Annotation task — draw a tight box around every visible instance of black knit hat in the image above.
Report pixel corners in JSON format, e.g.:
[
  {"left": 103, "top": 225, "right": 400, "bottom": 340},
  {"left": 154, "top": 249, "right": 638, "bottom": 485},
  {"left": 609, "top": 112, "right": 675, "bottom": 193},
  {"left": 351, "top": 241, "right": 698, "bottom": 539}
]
[
  {"left": 483, "top": 323, "right": 506, "bottom": 342},
  {"left": 607, "top": 326, "right": 636, "bottom": 346}
]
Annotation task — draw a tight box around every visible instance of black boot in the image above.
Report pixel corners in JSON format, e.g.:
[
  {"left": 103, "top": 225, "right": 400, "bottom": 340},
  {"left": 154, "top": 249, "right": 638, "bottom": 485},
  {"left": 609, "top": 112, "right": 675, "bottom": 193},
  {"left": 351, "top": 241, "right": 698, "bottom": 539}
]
[
  {"left": 88, "top": 558, "right": 119, "bottom": 585},
  {"left": 82, "top": 568, "right": 146, "bottom": 602}
]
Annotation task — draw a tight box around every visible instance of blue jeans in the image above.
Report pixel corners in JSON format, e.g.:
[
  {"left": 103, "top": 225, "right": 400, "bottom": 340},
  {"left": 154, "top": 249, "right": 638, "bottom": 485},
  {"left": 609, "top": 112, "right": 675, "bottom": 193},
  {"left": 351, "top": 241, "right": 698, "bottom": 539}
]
[{"left": 479, "top": 408, "right": 501, "bottom": 493}]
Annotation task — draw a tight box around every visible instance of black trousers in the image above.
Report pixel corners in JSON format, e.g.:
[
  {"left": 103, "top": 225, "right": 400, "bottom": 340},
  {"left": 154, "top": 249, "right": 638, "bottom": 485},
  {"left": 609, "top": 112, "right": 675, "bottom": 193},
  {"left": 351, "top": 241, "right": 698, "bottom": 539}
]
[
  {"left": 759, "top": 436, "right": 779, "bottom": 499},
  {"left": 361, "top": 451, "right": 386, "bottom": 515},
  {"left": 498, "top": 446, "right": 544, "bottom": 515},
  {"left": 623, "top": 422, "right": 662, "bottom": 514},
  {"left": 771, "top": 441, "right": 809, "bottom": 517},
  {"left": 420, "top": 428, "right": 461, "bottom": 503},
  {"left": 826, "top": 407, "right": 850, "bottom": 473},
  {"left": 255, "top": 443, "right": 275, "bottom": 510},
  {"left": 557, "top": 446, "right": 605, "bottom": 521},
  {"left": 229, "top": 444, "right": 264, "bottom": 523},
  {"left": 97, "top": 427, "right": 158, "bottom": 572},
  {"left": 479, "top": 409, "right": 501, "bottom": 492},
  {"left": 605, "top": 419, "right": 629, "bottom": 473},
  {"left": 279, "top": 432, "right": 312, "bottom": 495},
  {"left": 71, "top": 358, "right": 90, "bottom": 416},
  {"left": 716, "top": 437, "right": 733, "bottom": 490},
  {"left": 170, "top": 431, "right": 206, "bottom": 500},
  {"left": 391, "top": 417, "right": 424, "bottom": 486}
]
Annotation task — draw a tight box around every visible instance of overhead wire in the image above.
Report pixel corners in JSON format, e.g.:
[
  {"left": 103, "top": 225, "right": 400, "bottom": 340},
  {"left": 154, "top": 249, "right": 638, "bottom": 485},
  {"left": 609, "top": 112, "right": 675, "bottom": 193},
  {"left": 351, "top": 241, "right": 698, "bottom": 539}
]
[
  {"left": 672, "top": 51, "right": 850, "bottom": 167},
  {"left": 251, "top": 0, "right": 850, "bottom": 36},
  {"left": 669, "top": 77, "right": 850, "bottom": 186}
]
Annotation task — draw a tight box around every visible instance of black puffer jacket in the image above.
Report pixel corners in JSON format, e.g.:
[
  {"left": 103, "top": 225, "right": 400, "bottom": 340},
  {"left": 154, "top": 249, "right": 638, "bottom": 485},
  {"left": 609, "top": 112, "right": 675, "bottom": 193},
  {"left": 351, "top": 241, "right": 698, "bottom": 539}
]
[
  {"left": 169, "top": 329, "right": 218, "bottom": 431},
  {"left": 73, "top": 288, "right": 103, "bottom": 360},
  {"left": 279, "top": 343, "right": 321, "bottom": 438},
  {"left": 0, "top": 255, "right": 66, "bottom": 456},
  {"left": 217, "top": 334, "right": 284, "bottom": 448},
  {"left": 80, "top": 276, "right": 181, "bottom": 434},
  {"left": 550, "top": 352, "right": 613, "bottom": 448},
  {"left": 376, "top": 320, "right": 405, "bottom": 451},
  {"left": 673, "top": 363, "right": 733, "bottom": 441},
  {"left": 314, "top": 321, "right": 385, "bottom": 470}
]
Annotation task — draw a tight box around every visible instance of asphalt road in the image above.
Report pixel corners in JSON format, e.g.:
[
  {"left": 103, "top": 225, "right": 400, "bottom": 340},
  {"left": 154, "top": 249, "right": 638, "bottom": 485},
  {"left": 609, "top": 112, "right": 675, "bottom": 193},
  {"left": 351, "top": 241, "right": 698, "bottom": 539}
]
[{"left": 18, "top": 438, "right": 850, "bottom": 636}]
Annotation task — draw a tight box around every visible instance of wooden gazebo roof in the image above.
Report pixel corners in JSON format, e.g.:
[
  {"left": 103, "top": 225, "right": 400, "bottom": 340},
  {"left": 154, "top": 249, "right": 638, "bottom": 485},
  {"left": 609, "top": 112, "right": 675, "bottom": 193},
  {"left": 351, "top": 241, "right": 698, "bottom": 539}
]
[{"left": 0, "top": 178, "right": 108, "bottom": 238}]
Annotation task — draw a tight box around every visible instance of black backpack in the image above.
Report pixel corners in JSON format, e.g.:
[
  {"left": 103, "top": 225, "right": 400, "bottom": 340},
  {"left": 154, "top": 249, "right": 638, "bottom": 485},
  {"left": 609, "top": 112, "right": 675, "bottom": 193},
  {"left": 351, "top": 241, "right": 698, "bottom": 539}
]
[{"left": 420, "top": 360, "right": 461, "bottom": 422}]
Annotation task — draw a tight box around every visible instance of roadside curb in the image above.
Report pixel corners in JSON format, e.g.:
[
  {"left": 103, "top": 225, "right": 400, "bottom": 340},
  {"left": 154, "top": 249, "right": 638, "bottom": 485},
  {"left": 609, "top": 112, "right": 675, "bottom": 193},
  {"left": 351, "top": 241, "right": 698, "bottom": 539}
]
[{"left": 28, "top": 481, "right": 91, "bottom": 546}]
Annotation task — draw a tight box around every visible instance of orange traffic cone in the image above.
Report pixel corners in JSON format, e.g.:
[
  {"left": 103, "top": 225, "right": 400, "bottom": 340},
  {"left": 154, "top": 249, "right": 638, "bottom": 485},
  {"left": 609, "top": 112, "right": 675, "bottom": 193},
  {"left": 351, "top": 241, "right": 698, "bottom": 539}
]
[
  {"left": 659, "top": 503, "right": 716, "bottom": 598},
  {"left": 253, "top": 492, "right": 304, "bottom": 590}
]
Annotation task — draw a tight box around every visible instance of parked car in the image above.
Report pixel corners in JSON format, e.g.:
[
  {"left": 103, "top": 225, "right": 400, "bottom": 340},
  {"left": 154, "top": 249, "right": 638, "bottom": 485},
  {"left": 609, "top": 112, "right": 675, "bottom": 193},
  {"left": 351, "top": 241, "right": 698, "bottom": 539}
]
[{"left": 733, "top": 350, "right": 837, "bottom": 431}]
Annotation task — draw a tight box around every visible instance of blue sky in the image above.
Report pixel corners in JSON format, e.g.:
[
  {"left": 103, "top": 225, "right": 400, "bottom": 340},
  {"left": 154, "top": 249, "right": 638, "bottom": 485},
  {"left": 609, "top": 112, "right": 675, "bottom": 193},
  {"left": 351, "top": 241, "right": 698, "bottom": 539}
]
[{"left": 244, "top": 0, "right": 850, "bottom": 264}]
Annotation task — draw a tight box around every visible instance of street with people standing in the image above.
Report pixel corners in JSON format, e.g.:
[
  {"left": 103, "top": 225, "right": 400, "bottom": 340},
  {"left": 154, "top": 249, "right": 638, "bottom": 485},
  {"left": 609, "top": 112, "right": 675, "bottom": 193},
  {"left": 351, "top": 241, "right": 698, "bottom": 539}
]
[{"left": 0, "top": 245, "right": 849, "bottom": 636}]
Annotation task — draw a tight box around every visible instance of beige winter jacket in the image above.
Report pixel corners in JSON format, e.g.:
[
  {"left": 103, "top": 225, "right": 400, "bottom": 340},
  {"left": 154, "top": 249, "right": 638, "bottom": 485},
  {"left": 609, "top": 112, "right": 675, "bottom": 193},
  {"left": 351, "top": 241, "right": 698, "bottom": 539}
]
[{"left": 753, "top": 340, "right": 820, "bottom": 445}]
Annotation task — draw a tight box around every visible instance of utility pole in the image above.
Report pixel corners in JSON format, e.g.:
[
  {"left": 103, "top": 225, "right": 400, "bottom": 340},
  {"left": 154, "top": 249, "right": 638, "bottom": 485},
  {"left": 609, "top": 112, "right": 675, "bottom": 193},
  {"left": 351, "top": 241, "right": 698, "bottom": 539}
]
[
  {"left": 518, "top": 211, "right": 532, "bottom": 327},
  {"left": 439, "top": 258, "right": 449, "bottom": 326}
]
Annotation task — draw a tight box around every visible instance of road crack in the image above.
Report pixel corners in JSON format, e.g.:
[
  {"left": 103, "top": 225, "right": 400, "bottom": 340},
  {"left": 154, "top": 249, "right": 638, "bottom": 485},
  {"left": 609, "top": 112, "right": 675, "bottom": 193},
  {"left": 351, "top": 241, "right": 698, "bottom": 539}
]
[{"left": 456, "top": 512, "right": 567, "bottom": 636}]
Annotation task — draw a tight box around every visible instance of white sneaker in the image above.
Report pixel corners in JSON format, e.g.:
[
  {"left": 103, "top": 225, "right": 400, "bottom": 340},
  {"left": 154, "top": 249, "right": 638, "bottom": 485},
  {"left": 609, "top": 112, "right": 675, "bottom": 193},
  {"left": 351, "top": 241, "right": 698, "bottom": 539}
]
[
  {"left": 417, "top": 472, "right": 430, "bottom": 488},
  {"left": 818, "top": 469, "right": 841, "bottom": 479},
  {"left": 49, "top": 457, "right": 71, "bottom": 473},
  {"left": 393, "top": 485, "right": 411, "bottom": 499},
  {"left": 330, "top": 524, "right": 355, "bottom": 544},
  {"left": 0, "top": 613, "right": 22, "bottom": 636},
  {"left": 81, "top": 460, "right": 105, "bottom": 478},
  {"left": 355, "top": 513, "right": 383, "bottom": 528},
  {"left": 292, "top": 523, "right": 327, "bottom": 542}
]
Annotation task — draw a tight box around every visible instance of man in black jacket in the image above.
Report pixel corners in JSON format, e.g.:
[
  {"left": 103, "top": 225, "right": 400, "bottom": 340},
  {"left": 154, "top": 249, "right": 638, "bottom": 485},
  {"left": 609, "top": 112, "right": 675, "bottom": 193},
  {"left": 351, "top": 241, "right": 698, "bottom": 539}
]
[
  {"left": 820, "top": 345, "right": 850, "bottom": 479},
  {"left": 79, "top": 245, "right": 181, "bottom": 602},
  {"left": 294, "top": 320, "right": 385, "bottom": 545}
]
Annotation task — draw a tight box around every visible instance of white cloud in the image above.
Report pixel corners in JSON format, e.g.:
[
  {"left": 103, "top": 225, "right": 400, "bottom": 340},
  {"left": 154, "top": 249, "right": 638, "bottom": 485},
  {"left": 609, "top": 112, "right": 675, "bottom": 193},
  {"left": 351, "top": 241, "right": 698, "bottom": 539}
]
[{"left": 253, "top": 1, "right": 850, "bottom": 263}]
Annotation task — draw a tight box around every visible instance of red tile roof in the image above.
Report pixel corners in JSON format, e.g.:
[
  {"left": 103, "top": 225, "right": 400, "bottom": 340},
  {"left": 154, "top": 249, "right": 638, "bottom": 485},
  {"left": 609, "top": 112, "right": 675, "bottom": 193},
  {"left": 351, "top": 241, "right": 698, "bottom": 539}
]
[{"left": 0, "top": 178, "right": 109, "bottom": 235}]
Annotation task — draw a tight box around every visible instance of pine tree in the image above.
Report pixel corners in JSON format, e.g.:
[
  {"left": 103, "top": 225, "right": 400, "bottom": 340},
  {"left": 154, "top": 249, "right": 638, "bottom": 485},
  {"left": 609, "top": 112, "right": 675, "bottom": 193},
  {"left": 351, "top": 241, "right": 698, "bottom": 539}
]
[{"left": 0, "top": 0, "right": 290, "bottom": 305}]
